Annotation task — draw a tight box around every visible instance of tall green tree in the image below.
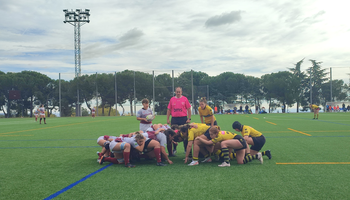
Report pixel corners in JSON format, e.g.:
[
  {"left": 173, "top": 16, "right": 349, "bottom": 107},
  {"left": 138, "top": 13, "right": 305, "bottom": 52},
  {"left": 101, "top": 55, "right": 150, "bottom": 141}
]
[
  {"left": 116, "top": 70, "right": 141, "bottom": 115},
  {"left": 305, "top": 60, "right": 329, "bottom": 105},
  {"left": 206, "top": 72, "right": 246, "bottom": 106},
  {"left": 245, "top": 76, "right": 263, "bottom": 106},
  {"left": 95, "top": 73, "right": 114, "bottom": 116},
  {"left": 261, "top": 71, "right": 297, "bottom": 113},
  {"left": 78, "top": 74, "right": 96, "bottom": 112},
  {"left": 321, "top": 80, "right": 347, "bottom": 102},
  {"left": 60, "top": 80, "right": 75, "bottom": 117},
  {"left": 288, "top": 58, "right": 307, "bottom": 112},
  {"left": 154, "top": 73, "right": 173, "bottom": 115},
  {"left": 176, "top": 71, "right": 209, "bottom": 114}
]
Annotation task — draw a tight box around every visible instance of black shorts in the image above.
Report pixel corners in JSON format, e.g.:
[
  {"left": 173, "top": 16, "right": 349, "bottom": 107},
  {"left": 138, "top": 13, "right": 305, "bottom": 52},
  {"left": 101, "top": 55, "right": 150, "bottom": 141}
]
[
  {"left": 233, "top": 135, "right": 247, "bottom": 151},
  {"left": 205, "top": 120, "right": 218, "bottom": 126},
  {"left": 143, "top": 139, "right": 153, "bottom": 152},
  {"left": 171, "top": 116, "right": 188, "bottom": 126},
  {"left": 250, "top": 135, "right": 266, "bottom": 151},
  {"left": 203, "top": 127, "right": 212, "bottom": 140}
]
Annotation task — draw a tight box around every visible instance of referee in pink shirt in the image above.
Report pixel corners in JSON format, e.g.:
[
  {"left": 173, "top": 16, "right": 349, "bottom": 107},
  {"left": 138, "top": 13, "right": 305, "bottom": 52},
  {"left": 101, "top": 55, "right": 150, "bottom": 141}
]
[{"left": 167, "top": 87, "right": 191, "bottom": 156}]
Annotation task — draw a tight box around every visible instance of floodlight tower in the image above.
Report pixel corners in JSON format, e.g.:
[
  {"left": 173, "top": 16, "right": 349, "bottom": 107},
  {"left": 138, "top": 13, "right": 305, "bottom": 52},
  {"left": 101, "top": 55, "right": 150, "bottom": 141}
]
[{"left": 63, "top": 9, "right": 90, "bottom": 116}]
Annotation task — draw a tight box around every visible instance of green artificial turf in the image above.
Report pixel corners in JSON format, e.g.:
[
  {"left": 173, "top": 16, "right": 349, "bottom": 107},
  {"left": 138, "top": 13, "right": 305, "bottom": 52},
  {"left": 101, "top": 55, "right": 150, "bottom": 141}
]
[{"left": 0, "top": 112, "right": 349, "bottom": 200}]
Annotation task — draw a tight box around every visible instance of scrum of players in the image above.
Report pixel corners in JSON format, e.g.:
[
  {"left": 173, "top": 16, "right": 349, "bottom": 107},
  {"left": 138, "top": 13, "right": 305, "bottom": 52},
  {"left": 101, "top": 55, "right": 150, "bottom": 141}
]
[{"left": 96, "top": 98, "right": 271, "bottom": 168}]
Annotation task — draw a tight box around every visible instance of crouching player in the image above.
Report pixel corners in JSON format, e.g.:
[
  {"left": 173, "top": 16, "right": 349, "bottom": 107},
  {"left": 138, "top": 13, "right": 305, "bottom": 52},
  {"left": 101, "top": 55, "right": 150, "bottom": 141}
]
[
  {"left": 124, "top": 132, "right": 167, "bottom": 166},
  {"left": 180, "top": 123, "right": 211, "bottom": 165},
  {"left": 197, "top": 127, "right": 263, "bottom": 167},
  {"left": 97, "top": 135, "right": 122, "bottom": 165},
  {"left": 97, "top": 135, "right": 116, "bottom": 157},
  {"left": 146, "top": 127, "right": 176, "bottom": 164},
  {"left": 122, "top": 128, "right": 176, "bottom": 164},
  {"left": 232, "top": 121, "right": 271, "bottom": 159},
  {"left": 100, "top": 138, "right": 135, "bottom": 168}
]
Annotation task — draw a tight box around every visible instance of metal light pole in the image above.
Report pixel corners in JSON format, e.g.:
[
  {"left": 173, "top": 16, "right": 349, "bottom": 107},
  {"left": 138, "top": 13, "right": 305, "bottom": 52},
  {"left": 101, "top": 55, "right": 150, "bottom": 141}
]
[
  {"left": 330, "top": 67, "right": 332, "bottom": 102},
  {"left": 59, "top": 73, "right": 61, "bottom": 117},
  {"left": 133, "top": 71, "right": 136, "bottom": 116},
  {"left": 152, "top": 71, "right": 155, "bottom": 115},
  {"left": 63, "top": 9, "right": 90, "bottom": 116},
  {"left": 310, "top": 68, "right": 312, "bottom": 105},
  {"left": 191, "top": 70, "right": 194, "bottom": 114},
  {"left": 115, "top": 72, "right": 118, "bottom": 116}
]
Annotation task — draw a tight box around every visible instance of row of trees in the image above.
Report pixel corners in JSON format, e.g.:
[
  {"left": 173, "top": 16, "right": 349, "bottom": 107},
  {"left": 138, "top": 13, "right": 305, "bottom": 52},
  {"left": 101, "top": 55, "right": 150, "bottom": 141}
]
[{"left": 0, "top": 59, "right": 348, "bottom": 117}]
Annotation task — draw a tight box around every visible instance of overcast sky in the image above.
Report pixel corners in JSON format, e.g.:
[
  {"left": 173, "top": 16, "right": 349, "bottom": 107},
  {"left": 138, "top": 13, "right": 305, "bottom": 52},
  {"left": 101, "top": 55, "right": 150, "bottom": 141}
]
[{"left": 1, "top": 0, "right": 349, "bottom": 83}]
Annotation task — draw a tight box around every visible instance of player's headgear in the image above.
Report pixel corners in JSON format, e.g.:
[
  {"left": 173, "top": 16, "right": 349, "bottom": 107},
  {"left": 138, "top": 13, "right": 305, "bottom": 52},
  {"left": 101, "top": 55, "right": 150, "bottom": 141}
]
[
  {"left": 103, "top": 141, "right": 110, "bottom": 150},
  {"left": 232, "top": 121, "right": 242, "bottom": 130},
  {"left": 104, "top": 135, "right": 110, "bottom": 140}
]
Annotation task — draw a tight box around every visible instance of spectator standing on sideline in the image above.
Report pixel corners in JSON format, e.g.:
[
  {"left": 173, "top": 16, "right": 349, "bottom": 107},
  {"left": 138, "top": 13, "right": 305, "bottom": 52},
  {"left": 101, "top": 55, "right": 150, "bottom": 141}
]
[
  {"left": 255, "top": 105, "right": 259, "bottom": 114},
  {"left": 167, "top": 87, "right": 192, "bottom": 156}
]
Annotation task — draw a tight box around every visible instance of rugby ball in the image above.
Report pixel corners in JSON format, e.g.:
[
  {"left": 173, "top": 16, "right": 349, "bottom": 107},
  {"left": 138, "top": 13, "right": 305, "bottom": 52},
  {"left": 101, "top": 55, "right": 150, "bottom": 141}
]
[{"left": 146, "top": 114, "right": 155, "bottom": 122}]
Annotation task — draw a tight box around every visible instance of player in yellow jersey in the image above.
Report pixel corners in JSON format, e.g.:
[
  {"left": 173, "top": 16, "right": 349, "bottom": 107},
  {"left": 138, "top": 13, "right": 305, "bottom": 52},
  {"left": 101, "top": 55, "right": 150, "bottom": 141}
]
[
  {"left": 198, "top": 97, "right": 217, "bottom": 126},
  {"left": 179, "top": 123, "right": 211, "bottom": 165},
  {"left": 187, "top": 125, "right": 222, "bottom": 166},
  {"left": 196, "top": 127, "right": 263, "bottom": 166},
  {"left": 232, "top": 121, "right": 271, "bottom": 160},
  {"left": 309, "top": 104, "right": 320, "bottom": 119}
]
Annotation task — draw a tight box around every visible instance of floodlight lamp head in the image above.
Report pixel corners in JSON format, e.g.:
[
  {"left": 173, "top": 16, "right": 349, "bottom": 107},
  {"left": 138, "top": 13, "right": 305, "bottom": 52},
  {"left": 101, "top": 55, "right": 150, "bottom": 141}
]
[
  {"left": 63, "top": 9, "right": 68, "bottom": 13},
  {"left": 85, "top": 9, "right": 90, "bottom": 12}
]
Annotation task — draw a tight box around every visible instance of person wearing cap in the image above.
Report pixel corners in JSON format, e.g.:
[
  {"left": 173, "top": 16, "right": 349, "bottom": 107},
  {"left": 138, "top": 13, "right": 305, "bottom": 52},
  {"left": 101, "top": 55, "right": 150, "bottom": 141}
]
[
  {"left": 167, "top": 87, "right": 191, "bottom": 156},
  {"left": 232, "top": 121, "right": 271, "bottom": 160}
]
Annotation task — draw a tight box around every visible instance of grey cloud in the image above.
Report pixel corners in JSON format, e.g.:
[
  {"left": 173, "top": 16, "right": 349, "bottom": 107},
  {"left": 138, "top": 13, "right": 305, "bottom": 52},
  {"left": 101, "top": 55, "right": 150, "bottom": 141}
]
[
  {"left": 205, "top": 11, "right": 243, "bottom": 27},
  {"left": 301, "top": 10, "right": 325, "bottom": 24},
  {"left": 268, "top": 1, "right": 325, "bottom": 28},
  {"left": 119, "top": 28, "right": 144, "bottom": 41},
  {"left": 82, "top": 28, "right": 145, "bottom": 59}
]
